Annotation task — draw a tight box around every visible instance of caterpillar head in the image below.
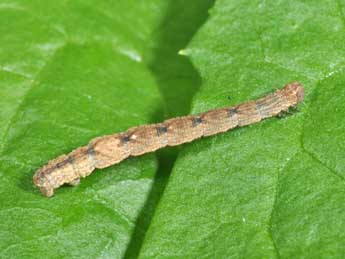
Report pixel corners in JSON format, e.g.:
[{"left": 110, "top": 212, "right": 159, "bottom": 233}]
[{"left": 33, "top": 168, "right": 54, "bottom": 197}]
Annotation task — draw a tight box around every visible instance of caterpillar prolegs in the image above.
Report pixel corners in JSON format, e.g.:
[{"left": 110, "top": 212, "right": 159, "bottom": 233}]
[{"left": 33, "top": 82, "right": 304, "bottom": 197}]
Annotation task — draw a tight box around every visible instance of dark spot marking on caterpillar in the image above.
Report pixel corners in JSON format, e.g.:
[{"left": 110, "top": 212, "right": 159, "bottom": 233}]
[
  {"left": 156, "top": 126, "right": 168, "bottom": 136},
  {"left": 56, "top": 160, "right": 69, "bottom": 169},
  {"left": 255, "top": 102, "right": 265, "bottom": 116},
  {"left": 86, "top": 146, "right": 95, "bottom": 156},
  {"left": 86, "top": 145, "right": 97, "bottom": 167},
  {"left": 44, "top": 158, "right": 71, "bottom": 175},
  {"left": 67, "top": 155, "right": 78, "bottom": 174},
  {"left": 44, "top": 167, "right": 56, "bottom": 175},
  {"left": 121, "top": 135, "right": 130, "bottom": 143},
  {"left": 192, "top": 117, "right": 203, "bottom": 127},
  {"left": 86, "top": 146, "right": 96, "bottom": 161},
  {"left": 228, "top": 107, "right": 238, "bottom": 117},
  {"left": 66, "top": 156, "right": 74, "bottom": 163},
  {"left": 255, "top": 101, "right": 265, "bottom": 109}
]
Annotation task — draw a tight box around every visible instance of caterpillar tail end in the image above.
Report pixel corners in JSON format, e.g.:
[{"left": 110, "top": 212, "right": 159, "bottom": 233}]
[{"left": 286, "top": 81, "right": 304, "bottom": 103}]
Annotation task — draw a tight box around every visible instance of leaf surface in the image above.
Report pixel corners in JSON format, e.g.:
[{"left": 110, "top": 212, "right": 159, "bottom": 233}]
[
  {"left": 0, "top": 1, "right": 167, "bottom": 258},
  {"left": 140, "top": 1, "right": 345, "bottom": 258},
  {"left": 2, "top": 0, "right": 345, "bottom": 258}
]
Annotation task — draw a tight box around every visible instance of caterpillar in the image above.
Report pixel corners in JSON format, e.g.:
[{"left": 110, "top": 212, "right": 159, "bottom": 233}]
[{"left": 33, "top": 82, "right": 304, "bottom": 197}]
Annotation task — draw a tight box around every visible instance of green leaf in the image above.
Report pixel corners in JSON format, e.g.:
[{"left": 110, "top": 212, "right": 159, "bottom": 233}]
[
  {"left": 140, "top": 1, "right": 345, "bottom": 258},
  {"left": 0, "top": 0, "right": 217, "bottom": 258},
  {"left": 0, "top": 1, "right": 167, "bottom": 258},
  {"left": 2, "top": 0, "right": 345, "bottom": 258}
]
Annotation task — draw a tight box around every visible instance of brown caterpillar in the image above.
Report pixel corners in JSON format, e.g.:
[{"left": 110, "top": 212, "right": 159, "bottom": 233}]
[{"left": 33, "top": 82, "right": 304, "bottom": 197}]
